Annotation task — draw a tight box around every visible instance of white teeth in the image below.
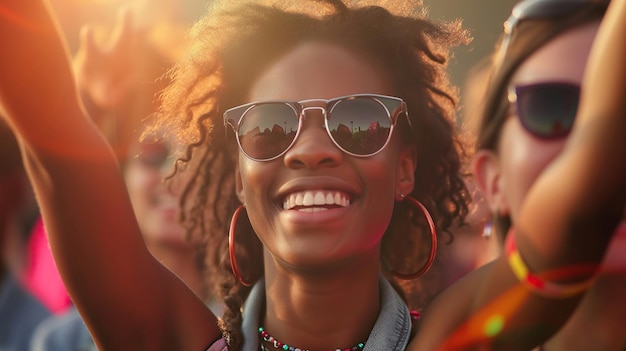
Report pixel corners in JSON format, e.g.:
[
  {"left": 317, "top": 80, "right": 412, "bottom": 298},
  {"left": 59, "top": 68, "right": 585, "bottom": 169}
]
[
  {"left": 295, "top": 193, "right": 304, "bottom": 206},
  {"left": 334, "top": 192, "right": 342, "bottom": 205},
  {"left": 283, "top": 190, "right": 351, "bottom": 210},
  {"left": 303, "top": 192, "right": 314, "bottom": 206},
  {"left": 325, "top": 193, "right": 334, "bottom": 204},
  {"left": 314, "top": 192, "right": 325, "bottom": 205}
]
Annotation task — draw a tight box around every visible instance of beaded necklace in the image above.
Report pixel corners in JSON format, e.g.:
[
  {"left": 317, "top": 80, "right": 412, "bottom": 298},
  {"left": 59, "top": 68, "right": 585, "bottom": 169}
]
[{"left": 258, "top": 327, "right": 365, "bottom": 351}]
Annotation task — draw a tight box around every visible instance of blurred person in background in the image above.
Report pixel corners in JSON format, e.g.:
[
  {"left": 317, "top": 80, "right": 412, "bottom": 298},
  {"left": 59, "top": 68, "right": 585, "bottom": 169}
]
[
  {"left": 27, "top": 5, "right": 217, "bottom": 351},
  {"left": 0, "top": 120, "right": 51, "bottom": 351},
  {"left": 14, "top": 0, "right": 205, "bottom": 317},
  {"left": 472, "top": 0, "right": 626, "bottom": 349}
]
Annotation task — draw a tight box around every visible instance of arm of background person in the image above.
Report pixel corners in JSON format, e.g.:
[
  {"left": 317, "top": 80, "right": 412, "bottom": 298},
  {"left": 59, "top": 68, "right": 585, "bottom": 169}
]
[
  {"left": 0, "top": 1, "right": 220, "bottom": 350},
  {"left": 412, "top": 0, "right": 626, "bottom": 349}
]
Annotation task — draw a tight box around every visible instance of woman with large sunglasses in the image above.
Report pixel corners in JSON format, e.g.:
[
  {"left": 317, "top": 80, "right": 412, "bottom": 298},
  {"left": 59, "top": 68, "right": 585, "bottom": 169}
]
[
  {"left": 1, "top": 0, "right": 625, "bottom": 350},
  {"left": 472, "top": 0, "right": 625, "bottom": 349}
]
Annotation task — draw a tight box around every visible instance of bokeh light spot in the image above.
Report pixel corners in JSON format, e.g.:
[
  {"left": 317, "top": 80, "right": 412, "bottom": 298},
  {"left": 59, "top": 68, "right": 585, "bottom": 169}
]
[{"left": 484, "top": 314, "right": 505, "bottom": 337}]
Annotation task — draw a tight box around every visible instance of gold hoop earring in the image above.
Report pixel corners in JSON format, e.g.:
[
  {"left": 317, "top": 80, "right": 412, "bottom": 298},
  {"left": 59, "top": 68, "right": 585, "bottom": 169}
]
[
  {"left": 390, "top": 194, "right": 438, "bottom": 280},
  {"left": 229, "top": 205, "right": 254, "bottom": 286}
]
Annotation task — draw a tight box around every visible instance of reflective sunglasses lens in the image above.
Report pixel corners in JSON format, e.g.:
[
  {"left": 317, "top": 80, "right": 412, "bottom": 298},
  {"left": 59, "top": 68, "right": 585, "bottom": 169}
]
[
  {"left": 238, "top": 103, "right": 299, "bottom": 160},
  {"left": 328, "top": 97, "right": 392, "bottom": 155},
  {"left": 516, "top": 83, "right": 579, "bottom": 138}
]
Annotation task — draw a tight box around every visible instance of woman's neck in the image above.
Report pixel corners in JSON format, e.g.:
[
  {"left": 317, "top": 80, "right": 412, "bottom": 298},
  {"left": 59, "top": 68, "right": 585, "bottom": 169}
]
[{"left": 262, "top": 252, "right": 382, "bottom": 351}]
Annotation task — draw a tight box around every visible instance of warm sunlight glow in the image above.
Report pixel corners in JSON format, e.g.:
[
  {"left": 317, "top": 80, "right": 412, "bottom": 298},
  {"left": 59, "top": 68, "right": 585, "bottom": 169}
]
[{"left": 0, "top": 4, "right": 40, "bottom": 31}]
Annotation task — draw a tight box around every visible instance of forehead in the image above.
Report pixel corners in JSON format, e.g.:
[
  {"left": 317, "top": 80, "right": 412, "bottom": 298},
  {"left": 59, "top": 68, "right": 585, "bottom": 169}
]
[
  {"left": 249, "top": 41, "right": 393, "bottom": 102},
  {"left": 511, "top": 21, "right": 600, "bottom": 86}
]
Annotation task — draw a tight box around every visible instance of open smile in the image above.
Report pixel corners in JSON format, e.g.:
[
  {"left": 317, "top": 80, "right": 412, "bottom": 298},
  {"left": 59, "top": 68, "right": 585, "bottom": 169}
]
[{"left": 283, "top": 190, "right": 351, "bottom": 212}]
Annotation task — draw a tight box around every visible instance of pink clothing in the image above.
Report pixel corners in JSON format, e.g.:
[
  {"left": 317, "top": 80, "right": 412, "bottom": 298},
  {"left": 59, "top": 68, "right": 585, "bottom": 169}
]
[
  {"left": 20, "top": 216, "right": 71, "bottom": 314},
  {"left": 206, "top": 338, "right": 228, "bottom": 351},
  {"left": 604, "top": 221, "right": 626, "bottom": 269}
]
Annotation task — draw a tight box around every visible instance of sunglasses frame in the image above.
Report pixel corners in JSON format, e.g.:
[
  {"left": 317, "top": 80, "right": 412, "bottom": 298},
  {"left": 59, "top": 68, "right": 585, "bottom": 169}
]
[
  {"left": 508, "top": 82, "right": 580, "bottom": 139},
  {"left": 223, "top": 93, "right": 411, "bottom": 162},
  {"left": 494, "top": 0, "right": 610, "bottom": 68}
]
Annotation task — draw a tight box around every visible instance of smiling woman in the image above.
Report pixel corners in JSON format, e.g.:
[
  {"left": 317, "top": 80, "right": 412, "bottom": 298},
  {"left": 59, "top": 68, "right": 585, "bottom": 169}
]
[
  {"left": 0, "top": 0, "right": 625, "bottom": 350},
  {"left": 157, "top": 6, "right": 472, "bottom": 349}
]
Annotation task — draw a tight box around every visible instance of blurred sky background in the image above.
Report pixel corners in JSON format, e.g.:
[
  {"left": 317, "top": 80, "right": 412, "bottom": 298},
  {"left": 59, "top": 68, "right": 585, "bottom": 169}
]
[{"left": 425, "top": 0, "right": 518, "bottom": 88}]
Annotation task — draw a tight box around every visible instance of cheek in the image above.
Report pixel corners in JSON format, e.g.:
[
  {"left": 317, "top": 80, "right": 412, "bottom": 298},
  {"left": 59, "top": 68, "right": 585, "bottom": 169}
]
[
  {"left": 237, "top": 156, "right": 277, "bottom": 228},
  {"left": 359, "top": 150, "right": 401, "bottom": 231},
  {"left": 124, "top": 165, "right": 159, "bottom": 207},
  {"left": 238, "top": 156, "right": 264, "bottom": 202},
  {"left": 498, "top": 119, "right": 565, "bottom": 220},
  {"left": 363, "top": 159, "right": 397, "bottom": 196}
]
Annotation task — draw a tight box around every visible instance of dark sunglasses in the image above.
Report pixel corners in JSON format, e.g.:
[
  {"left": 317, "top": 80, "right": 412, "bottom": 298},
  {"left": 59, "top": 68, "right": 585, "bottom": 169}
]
[
  {"left": 508, "top": 82, "right": 580, "bottom": 139},
  {"left": 495, "top": 0, "right": 610, "bottom": 67},
  {"left": 134, "top": 141, "right": 174, "bottom": 169},
  {"left": 223, "top": 94, "right": 411, "bottom": 161}
]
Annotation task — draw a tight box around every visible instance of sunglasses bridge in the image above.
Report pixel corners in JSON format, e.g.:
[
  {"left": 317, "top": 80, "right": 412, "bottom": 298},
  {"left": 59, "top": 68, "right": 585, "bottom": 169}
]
[
  {"left": 298, "top": 103, "right": 330, "bottom": 121},
  {"left": 271, "top": 99, "right": 389, "bottom": 160}
]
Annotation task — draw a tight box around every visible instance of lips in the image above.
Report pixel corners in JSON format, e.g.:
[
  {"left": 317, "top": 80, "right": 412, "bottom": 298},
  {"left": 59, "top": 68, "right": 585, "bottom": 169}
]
[{"left": 283, "top": 190, "right": 351, "bottom": 211}]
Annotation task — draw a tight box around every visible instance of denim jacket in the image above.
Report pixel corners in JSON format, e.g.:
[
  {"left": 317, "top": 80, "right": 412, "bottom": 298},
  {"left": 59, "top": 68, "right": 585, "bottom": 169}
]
[{"left": 239, "top": 275, "right": 412, "bottom": 351}]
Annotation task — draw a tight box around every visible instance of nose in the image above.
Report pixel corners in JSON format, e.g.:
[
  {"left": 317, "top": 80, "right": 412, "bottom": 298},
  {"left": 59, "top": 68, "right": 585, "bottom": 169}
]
[{"left": 283, "top": 109, "right": 343, "bottom": 169}]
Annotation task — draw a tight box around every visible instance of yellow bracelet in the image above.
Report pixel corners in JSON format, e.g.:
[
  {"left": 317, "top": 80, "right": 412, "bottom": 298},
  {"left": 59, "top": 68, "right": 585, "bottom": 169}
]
[{"left": 505, "top": 229, "right": 597, "bottom": 298}]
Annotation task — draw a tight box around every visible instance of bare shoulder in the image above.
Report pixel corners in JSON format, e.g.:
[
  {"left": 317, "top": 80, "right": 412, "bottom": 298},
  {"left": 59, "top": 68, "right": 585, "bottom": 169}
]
[{"left": 408, "top": 262, "right": 497, "bottom": 350}]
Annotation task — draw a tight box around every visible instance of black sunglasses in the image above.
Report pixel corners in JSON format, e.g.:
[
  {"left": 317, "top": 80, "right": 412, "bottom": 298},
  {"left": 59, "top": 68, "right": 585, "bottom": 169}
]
[
  {"left": 495, "top": 0, "right": 610, "bottom": 67},
  {"left": 223, "top": 94, "right": 411, "bottom": 161},
  {"left": 508, "top": 82, "right": 580, "bottom": 139},
  {"left": 134, "top": 141, "right": 174, "bottom": 169}
]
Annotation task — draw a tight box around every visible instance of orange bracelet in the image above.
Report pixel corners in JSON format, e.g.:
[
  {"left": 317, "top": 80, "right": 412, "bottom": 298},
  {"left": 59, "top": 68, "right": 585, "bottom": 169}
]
[{"left": 505, "top": 229, "right": 596, "bottom": 298}]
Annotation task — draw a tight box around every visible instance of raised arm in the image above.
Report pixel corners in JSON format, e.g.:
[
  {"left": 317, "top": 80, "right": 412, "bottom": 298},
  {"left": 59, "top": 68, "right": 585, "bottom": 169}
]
[
  {"left": 0, "top": 1, "right": 219, "bottom": 349},
  {"left": 413, "top": 0, "right": 626, "bottom": 349}
]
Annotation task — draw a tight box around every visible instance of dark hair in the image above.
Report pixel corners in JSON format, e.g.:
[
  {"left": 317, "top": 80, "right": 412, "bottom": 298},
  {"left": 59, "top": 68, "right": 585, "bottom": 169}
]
[
  {"left": 152, "top": 0, "right": 471, "bottom": 347},
  {"left": 472, "top": 1, "right": 607, "bottom": 241}
]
